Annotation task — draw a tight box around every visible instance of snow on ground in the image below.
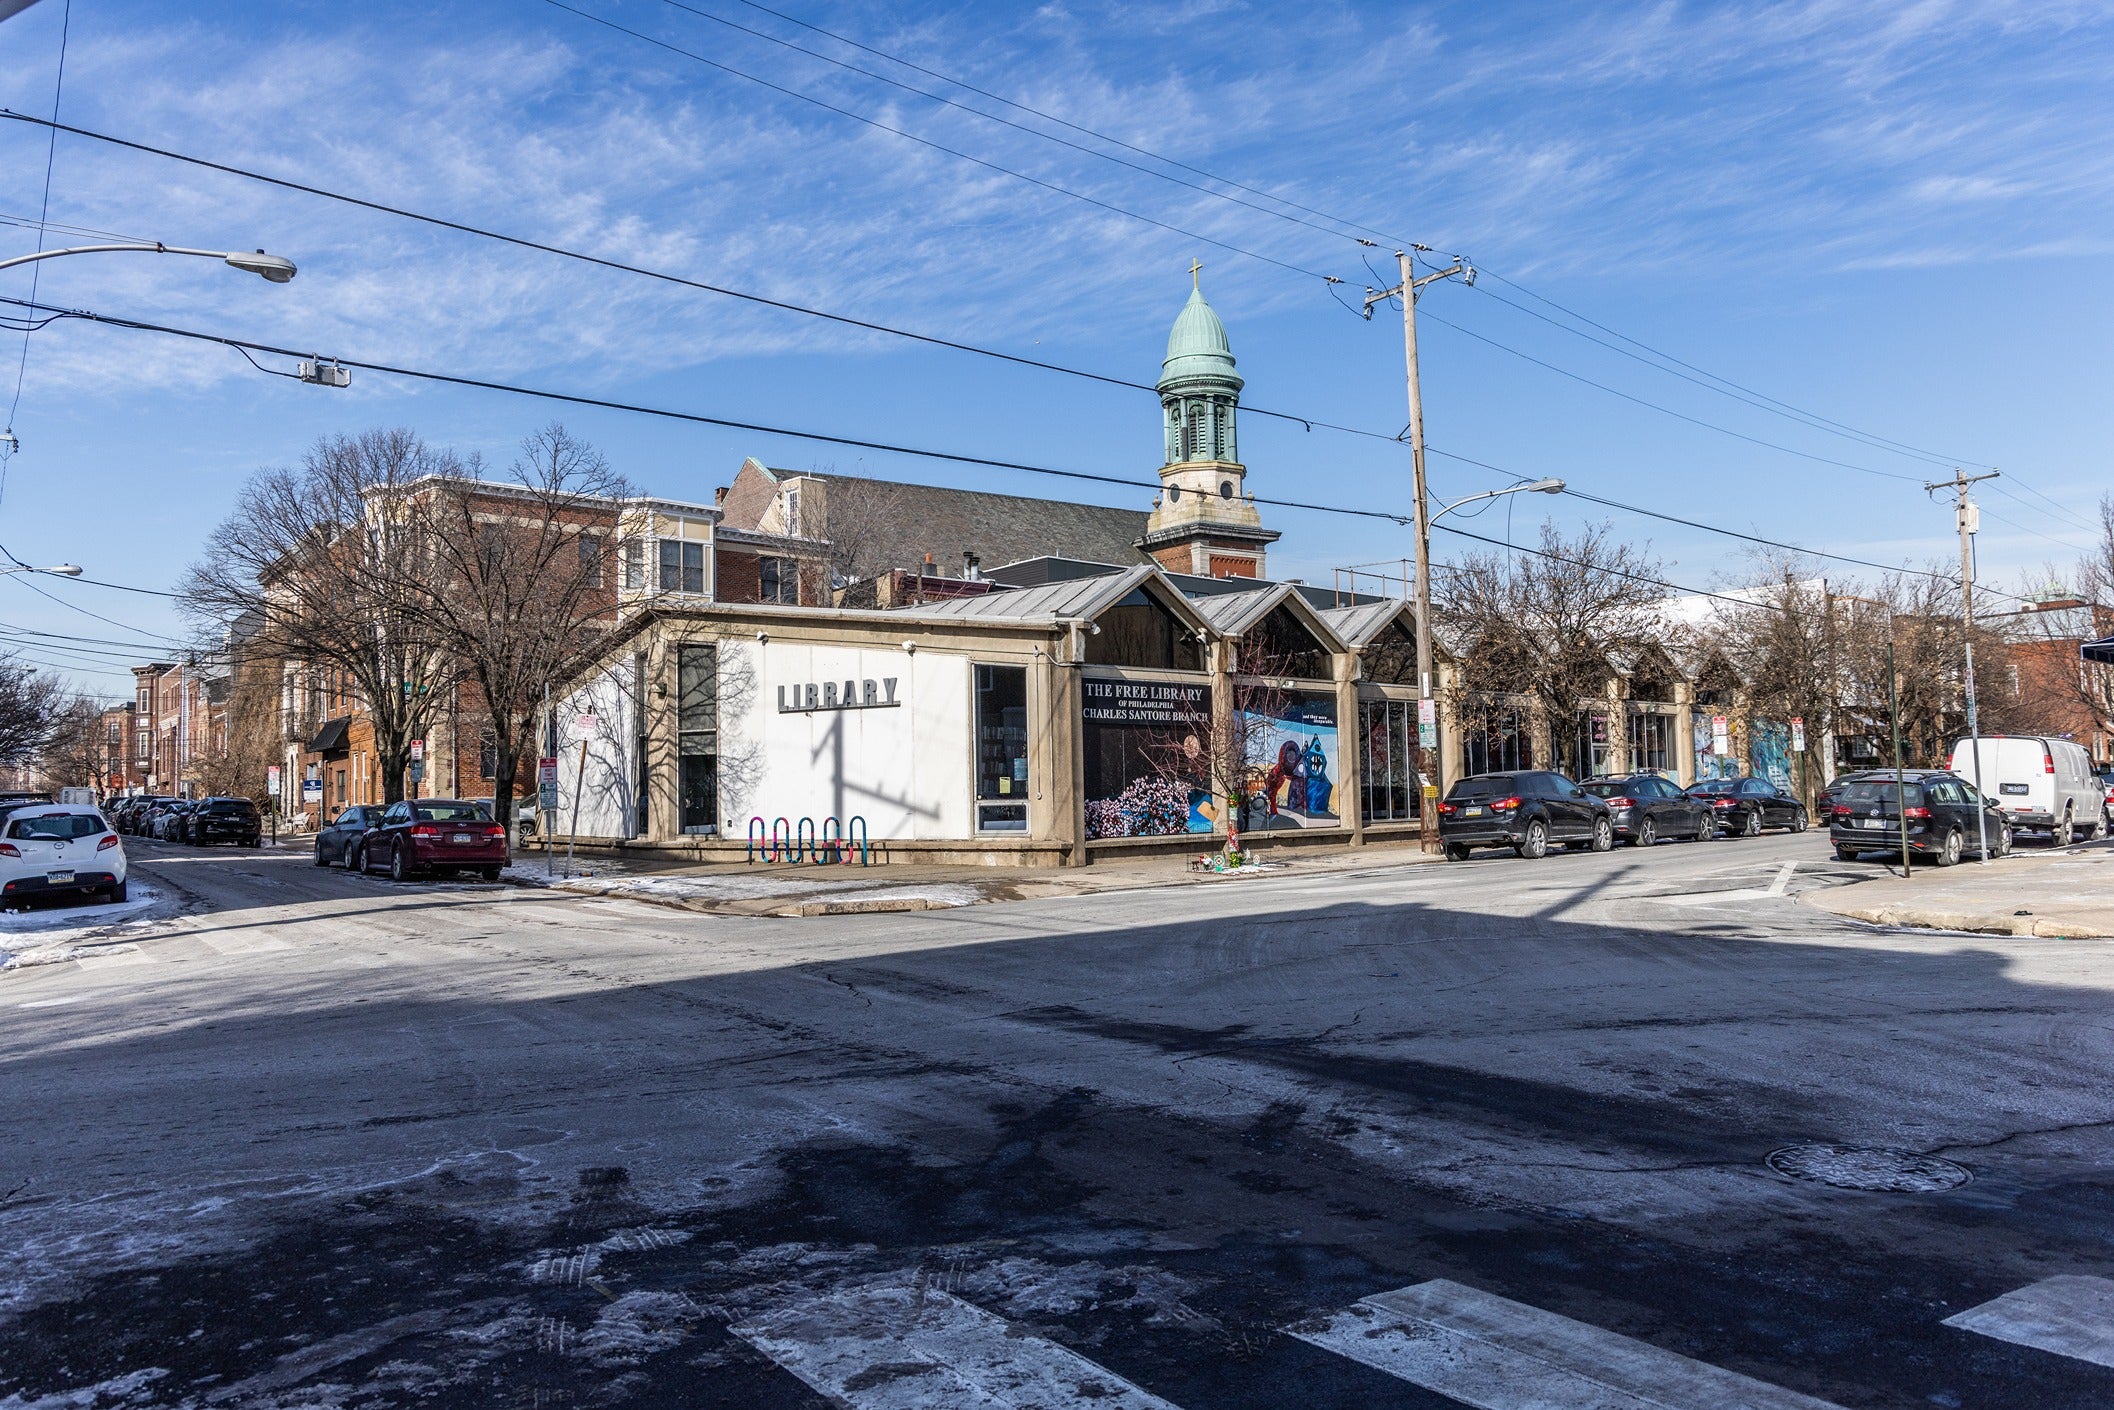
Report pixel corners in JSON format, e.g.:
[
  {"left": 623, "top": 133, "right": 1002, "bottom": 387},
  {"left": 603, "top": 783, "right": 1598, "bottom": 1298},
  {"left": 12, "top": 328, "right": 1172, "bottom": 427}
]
[{"left": 0, "top": 884, "right": 168, "bottom": 969}]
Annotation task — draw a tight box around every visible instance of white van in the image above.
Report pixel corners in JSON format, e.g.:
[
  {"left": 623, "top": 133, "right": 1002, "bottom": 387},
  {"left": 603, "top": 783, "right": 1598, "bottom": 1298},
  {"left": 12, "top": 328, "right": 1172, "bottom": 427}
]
[
  {"left": 57, "top": 786, "right": 97, "bottom": 807},
  {"left": 1949, "top": 735, "right": 2105, "bottom": 842}
]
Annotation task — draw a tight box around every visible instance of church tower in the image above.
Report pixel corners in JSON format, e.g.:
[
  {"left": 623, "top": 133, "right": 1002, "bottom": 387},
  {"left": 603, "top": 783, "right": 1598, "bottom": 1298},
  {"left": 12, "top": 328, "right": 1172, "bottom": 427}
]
[{"left": 1137, "top": 268, "right": 1279, "bottom": 578}]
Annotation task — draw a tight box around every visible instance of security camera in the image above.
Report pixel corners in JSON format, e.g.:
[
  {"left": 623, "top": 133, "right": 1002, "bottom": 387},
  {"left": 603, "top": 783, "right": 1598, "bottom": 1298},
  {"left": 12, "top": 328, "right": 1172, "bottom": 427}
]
[
  {"left": 1087, "top": 621, "right": 1102, "bottom": 635},
  {"left": 902, "top": 640, "right": 917, "bottom": 654},
  {"left": 755, "top": 630, "right": 769, "bottom": 643}
]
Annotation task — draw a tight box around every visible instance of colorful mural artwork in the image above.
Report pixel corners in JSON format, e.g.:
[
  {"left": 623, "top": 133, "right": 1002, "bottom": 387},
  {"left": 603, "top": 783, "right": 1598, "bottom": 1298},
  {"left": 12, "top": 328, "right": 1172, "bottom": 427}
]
[
  {"left": 1239, "top": 690, "right": 1340, "bottom": 831},
  {"left": 1749, "top": 719, "right": 1792, "bottom": 790}
]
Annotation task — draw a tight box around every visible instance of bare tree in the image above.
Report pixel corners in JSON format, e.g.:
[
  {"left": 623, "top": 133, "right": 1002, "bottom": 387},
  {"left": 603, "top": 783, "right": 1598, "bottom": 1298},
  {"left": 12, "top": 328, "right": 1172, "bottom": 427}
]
[
  {"left": 189, "top": 662, "right": 284, "bottom": 803},
  {"left": 183, "top": 429, "right": 459, "bottom": 806},
  {"left": 0, "top": 656, "right": 68, "bottom": 772},
  {"left": 2079, "top": 494, "right": 2114, "bottom": 609},
  {"left": 409, "top": 424, "right": 630, "bottom": 846},
  {"left": 1438, "top": 521, "right": 1668, "bottom": 774},
  {"left": 36, "top": 693, "right": 114, "bottom": 795},
  {"left": 1700, "top": 554, "right": 1841, "bottom": 806}
]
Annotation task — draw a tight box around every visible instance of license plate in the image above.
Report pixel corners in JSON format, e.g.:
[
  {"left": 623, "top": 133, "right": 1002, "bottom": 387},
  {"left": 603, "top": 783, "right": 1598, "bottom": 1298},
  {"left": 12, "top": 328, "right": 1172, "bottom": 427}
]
[
  {"left": 1999, "top": 784, "right": 2028, "bottom": 795},
  {"left": 451, "top": 833, "right": 476, "bottom": 844},
  {"left": 1464, "top": 806, "right": 1484, "bottom": 817},
  {"left": 1862, "top": 819, "right": 1884, "bottom": 830},
  {"left": 47, "top": 870, "right": 73, "bottom": 883}
]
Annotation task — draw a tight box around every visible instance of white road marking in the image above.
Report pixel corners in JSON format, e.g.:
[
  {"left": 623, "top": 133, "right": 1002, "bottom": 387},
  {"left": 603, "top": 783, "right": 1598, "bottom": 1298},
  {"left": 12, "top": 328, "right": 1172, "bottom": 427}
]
[
  {"left": 731, "top": 1280, "right": 1184, "bottom": 1409},
  {"left": 1942, "top": 1275, "right": 2114, "bottom": 1369},
  {"left": 19, "top": 994, "right": 84, "bottom": 1008},
  {"left": 198, "top": 933, "right": 294, "bottom": 955},
  {"left": 1288, "top": 1278, "right": 1844, "bottom": 1410},
  {"left": 1768, "top": 860, "right": 1799, "bottom": 895}
]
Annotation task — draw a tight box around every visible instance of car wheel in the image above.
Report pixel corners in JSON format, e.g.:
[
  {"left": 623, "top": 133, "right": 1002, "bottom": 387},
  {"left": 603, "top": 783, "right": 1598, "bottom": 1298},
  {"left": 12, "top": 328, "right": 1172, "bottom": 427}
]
[
  {"left": 390, "top": 844, "right": 412, "bottom": 883},
  {"left": 2061, "top": 806, "right": 2076, "bottom": 844},
  {"left": 480, "top": 866, "right": 502, "bottom": 882},
  {"left": 1742, "top": 810, "right": 1762, "bottom": 838},
  {"left": 1636, "top": 817, "right": 1657, "bottom": 848},
  {"left": 349, "top": 845, "right": 365, "bottom": 873},
  {"left": 1516, "top": 819, "right": 1548, "bottom": 860},
  {"left": 1834, "top": 845, "right": 1860, "bottom": 863},
  {"left": 314, "top": 843, "right": 329, "bottom": 867},
  {"left": 107, "top": 880, "right": 128, "bottom": 903},
  {"left": 1997, "top": 825, "right": 2013, "bottom": 858},
  {"left": 1590, "top": 817, "right": 1614, "bottom": 852},
  {"left": 1444, "top": 843, "right": 1471, "bottom": 862},
  {"left": 1693, "top": 815, "right": 1712, "bottom": 842},
  {"left": 1934, "top": 827, "right": 1963, "bottom": 867},
  {"left": 1791, "top": 809, "right": 1808, "bottom": 833}
]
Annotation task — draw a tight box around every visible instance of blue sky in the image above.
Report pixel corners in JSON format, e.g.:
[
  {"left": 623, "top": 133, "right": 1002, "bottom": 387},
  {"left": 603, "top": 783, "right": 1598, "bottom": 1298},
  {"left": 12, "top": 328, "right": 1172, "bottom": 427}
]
[{"left": 2, "top": 0, "right": 2110, "bottom": 701}]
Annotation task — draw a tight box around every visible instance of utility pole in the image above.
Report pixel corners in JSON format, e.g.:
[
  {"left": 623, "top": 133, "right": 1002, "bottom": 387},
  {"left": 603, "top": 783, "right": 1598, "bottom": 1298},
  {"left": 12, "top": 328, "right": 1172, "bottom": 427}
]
[
  {"left": 1929, "top": 467, "right": 2001, "bottom": 864},
  {"left": 1889, "top": 636, "right": 1911, "bottom": 878},
  {"left": 1367, "top": 247, "right": 1472, "bottom": 854}
]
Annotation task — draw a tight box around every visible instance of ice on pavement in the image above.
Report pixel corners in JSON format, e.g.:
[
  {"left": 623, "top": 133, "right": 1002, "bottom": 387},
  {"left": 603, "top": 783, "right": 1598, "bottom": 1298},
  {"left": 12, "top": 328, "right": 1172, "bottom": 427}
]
[
  {"left": 0, "top": 883, "right": 166, "bottom": 969},
  {"left": 551, "top": 873, "right": 983, "bottom": 908}
]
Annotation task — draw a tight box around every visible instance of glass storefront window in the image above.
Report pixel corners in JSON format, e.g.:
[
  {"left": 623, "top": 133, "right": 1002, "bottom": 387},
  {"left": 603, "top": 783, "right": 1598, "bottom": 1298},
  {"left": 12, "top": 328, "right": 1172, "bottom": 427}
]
[
  {"left": 975, "top": 665, "right": 1029, "bottom": 832},
  {"left": 1627, "top": 710, "right": 1671, "bottom": 773},
  {"left": 1358, "top": 698, "right": 1424, "bottom": 821},
  {"left": 677, "top": 644, "right": 717, "bottom": 834}
]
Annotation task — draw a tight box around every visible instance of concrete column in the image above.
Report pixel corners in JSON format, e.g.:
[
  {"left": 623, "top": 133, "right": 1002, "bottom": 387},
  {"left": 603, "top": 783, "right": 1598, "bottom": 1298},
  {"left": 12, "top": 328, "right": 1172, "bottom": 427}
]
[
  {"left": 1673, "top": 684, "right": 1695, "bottom": 786},
  {"left": 1338, "top": 649, "right": 1364, "bottom": 845}
]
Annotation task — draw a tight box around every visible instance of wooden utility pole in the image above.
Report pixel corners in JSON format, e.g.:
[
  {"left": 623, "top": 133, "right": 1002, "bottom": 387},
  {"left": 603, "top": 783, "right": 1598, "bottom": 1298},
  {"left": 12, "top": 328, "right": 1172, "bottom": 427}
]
[
  {"left": 1929, "top": 466, "right": 2000, "bottom": 863},
  {"left": 1368, "top": 249, "right": 1470, "bottom": 854}
]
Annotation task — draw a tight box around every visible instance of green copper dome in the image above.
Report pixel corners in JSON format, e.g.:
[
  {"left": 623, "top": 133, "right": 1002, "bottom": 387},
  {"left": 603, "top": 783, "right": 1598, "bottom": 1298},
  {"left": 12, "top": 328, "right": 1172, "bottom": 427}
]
[{"left": 1159, "top": 286, "right": 1242, "bottom": 392}]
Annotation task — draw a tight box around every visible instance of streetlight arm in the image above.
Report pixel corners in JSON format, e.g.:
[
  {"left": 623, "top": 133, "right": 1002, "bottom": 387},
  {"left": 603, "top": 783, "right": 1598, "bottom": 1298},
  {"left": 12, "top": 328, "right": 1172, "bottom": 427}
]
[
  {"left": 0, "top": 242, "right": 296, "bottom": 282},
  {"left": 1430, "top": 478, "right": 1566, "bottom": 524}
]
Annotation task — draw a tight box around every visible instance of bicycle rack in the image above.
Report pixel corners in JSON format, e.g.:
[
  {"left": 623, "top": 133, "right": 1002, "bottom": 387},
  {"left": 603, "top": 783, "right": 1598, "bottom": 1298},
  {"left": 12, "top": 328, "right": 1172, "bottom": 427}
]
[
  {"left": 771, "top": 816, "right": 791, "bottom": 864},
  {"left": 819, "top": 816, "right": 843, "bottom": 865},
  {"left": 846, "top": 814, "right": 869, "bottom": 866},
  {"left": 747, "top": 816, "right": 769, "bottom": 863},
  {"left": 794, "top": 816, "right": 816, "bottom": 865}
]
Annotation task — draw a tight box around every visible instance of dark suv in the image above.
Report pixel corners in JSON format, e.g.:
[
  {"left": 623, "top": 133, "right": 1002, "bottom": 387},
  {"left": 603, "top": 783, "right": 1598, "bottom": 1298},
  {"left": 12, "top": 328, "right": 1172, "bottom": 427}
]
[
  {"left": 191, "top": 796, "right": 263, "bottom": 847},
  {"left": 1437, "top": 770, "right": 1613, "bottom": 860},
  {"left": 1830, "top": 769, "right": 2009, "bottom": 866},
  {"left": 1580, "top": 772, "right": 1713, "bottom": 846}
]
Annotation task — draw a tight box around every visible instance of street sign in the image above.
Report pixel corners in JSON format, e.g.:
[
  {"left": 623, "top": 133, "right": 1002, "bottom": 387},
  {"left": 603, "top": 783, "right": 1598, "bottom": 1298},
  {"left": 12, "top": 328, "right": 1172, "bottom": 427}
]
[
  {"left": 539, "top": 782, "right": 559, "bottom": 811},
  {"left": 573, "top": 712, "right": 597, "bottom": 740},
  {"left": 1790, "top": 717, "right": 1806, "bottom": 753},
  {"left": 409, "top": 739, "right": 425, "bottom": 761},
  {"left": 1418, "top": 722, "right": 1437, "bottom": 748},
  {"left": 301, "top": 779, "right": 323, "bottom": 804},
  {"left": 408, "top": 761, "right": 425, "bottom": 784},
  {"left": 266, "top": 765, "right": 280, "bottom": 793},
  {"left": 1417, "top": 698, "right": 1437, "bottom": 725},
  {"left": 537, "top": 757, "right": 559, "bottom": 786},
  {"left": 1711, "top": 714, "right": 1731, "bottom": 755}
]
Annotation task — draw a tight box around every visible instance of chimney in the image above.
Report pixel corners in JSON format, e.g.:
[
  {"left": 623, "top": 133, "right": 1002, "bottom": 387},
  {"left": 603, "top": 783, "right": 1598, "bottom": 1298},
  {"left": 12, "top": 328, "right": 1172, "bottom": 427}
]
[
  {"left": 963, "top": 551, "right": 982, "bottom": 581},
  {"left": 714, "top": 486, "right": 728, "bottom": 506}
]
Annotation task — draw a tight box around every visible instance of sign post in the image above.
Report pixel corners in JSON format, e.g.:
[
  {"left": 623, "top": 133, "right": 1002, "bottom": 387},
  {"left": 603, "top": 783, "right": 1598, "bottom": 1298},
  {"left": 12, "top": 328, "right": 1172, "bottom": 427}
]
[
  {"left": 1789, "top": 716, "right": 1807, "bottom": 811},
  {"left": 537, "top": 756, "right": 559, "bottom": 877}
]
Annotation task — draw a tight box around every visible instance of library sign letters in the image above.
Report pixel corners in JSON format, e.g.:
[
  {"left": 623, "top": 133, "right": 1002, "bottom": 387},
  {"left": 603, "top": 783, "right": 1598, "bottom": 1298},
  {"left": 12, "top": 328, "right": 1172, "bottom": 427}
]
[{"left": 777, "top": 676, "right": 901, "bottom": 713}]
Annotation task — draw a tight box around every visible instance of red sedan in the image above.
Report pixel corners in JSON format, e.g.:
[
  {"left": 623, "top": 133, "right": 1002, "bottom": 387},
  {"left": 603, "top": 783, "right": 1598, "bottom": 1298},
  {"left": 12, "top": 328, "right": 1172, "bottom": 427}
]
[{"left": 357, "top": 799, "right": 508, "bottom": 882}]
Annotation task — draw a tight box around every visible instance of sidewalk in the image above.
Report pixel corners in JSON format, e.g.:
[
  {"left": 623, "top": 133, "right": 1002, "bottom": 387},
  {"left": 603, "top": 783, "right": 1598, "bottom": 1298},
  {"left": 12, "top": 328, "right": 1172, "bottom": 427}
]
[
  {"left": 530, "top": 836, "right": 1443, "bottom": 917},
  {"left": 1800, "top": 839, "right": 2114, "bottom": 938}
]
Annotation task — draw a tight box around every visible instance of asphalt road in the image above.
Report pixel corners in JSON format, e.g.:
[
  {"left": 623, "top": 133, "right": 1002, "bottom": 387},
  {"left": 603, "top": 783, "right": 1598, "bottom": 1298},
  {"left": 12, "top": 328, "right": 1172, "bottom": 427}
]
[{"left": 3, "top": 829, "right": 2111, "bottom": 1408}]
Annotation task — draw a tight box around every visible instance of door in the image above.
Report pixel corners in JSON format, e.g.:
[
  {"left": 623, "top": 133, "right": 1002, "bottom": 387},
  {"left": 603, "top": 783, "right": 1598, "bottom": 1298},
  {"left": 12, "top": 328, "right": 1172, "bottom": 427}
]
[{"left": 1549, "top": 773, "right": 1592, "bottom": 840}]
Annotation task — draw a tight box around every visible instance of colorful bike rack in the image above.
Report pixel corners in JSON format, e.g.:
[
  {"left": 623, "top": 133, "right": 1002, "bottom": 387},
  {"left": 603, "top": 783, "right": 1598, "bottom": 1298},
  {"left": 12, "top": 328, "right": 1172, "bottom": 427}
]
[{"left": 744, "top": 813, "right": 871, "bottom": 865}]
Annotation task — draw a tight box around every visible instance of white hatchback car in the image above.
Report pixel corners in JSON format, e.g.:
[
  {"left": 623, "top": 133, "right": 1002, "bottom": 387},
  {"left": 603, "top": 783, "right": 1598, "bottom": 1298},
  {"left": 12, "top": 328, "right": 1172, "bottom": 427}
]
[{"left": 0, "top": 803, "right": 128, "bottom": 905}]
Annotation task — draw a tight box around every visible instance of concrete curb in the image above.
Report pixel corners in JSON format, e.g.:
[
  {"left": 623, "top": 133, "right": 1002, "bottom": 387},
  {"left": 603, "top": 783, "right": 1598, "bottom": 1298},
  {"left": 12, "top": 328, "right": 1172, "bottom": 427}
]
[{"left": 1803, "top": 894, "right": 2107, "bottom": 939}]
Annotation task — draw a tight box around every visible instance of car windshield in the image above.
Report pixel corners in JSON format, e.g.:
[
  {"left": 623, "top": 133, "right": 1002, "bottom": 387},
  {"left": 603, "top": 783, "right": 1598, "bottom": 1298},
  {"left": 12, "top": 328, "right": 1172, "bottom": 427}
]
[
  {"left": 1579, "top": 780, "right": 1636, "bottom": 798},
  {"left": 9, "top": 811, "right": 108, "bottom": 840},
  {"left": 1841, "top": 781, "right": 1923, "bottom": 808},
  {"left": 414, "top": 803, "right": 490, "bottom": 823},
  {"left": 1449, "top": 776, "right": 1518, "bottom": 800}
]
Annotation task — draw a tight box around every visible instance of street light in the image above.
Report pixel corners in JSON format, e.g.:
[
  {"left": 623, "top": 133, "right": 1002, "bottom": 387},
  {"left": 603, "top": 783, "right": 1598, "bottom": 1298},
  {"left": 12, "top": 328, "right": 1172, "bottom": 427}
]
[
  {"left": 1431, "top": 477, "right": 1566, "bottom": 524},
  {"left": 0, "top": 561, "right": 81, "bottom": 577},
  {"left": 0, "top": 242, "right": 297, "bottom": 282}
]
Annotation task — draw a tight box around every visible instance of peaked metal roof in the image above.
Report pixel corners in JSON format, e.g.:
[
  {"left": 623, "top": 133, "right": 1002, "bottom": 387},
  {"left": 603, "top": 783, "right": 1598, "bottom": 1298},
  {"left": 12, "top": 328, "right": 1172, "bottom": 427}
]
[{"left": 910, "top": 563, "right": 1208, "bottom": 632}]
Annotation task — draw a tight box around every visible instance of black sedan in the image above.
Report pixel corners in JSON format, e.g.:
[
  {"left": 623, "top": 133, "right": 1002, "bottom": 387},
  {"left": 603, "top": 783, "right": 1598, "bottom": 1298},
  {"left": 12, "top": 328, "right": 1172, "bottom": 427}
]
[
  {"left": 1580, "top": 772, "right": 1714, "bottom": 846},
  {"left": 314, "top": 804, "right": 385, "bottom": 868},
  {"left": 1830, "top": 769, "right": 2009, "bottom": 866},
  {"left": 1437, "top": 770, "right": 1614, "bottom": 860},
  {"left": 1687, "top": 776, "right": 1808, "bottom": 837}
]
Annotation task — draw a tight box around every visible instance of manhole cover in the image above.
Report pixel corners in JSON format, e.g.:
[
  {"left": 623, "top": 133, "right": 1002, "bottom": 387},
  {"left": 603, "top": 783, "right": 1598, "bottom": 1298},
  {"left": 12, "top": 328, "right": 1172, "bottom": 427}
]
[{"left": 1765, "top": 1144, "right": 1970, "bottom": 1192}]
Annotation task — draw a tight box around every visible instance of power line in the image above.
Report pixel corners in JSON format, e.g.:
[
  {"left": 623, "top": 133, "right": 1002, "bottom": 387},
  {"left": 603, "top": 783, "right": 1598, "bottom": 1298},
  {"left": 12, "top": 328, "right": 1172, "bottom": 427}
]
[
  {"left": 659, "top": 0, "right": 1366, "bottom": 249},
  {"left": 2, "top": 0, "right": 71, "bottom": 513},
  {"left": 3, "top": 292, "right": 1815, "bottom": 618},
  {"left": 543, "top": 1, "right": 1344, "bottom": 283},
  {"left": 0, "top": 109, "right": 1398, "bottom": 448}
]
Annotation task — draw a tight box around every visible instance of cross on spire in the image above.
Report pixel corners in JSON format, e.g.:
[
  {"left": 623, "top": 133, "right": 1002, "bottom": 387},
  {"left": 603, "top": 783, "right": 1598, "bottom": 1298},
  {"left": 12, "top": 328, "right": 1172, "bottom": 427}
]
[{"left": 1189, "top": 258, "right": 1203, "bottom": 289}]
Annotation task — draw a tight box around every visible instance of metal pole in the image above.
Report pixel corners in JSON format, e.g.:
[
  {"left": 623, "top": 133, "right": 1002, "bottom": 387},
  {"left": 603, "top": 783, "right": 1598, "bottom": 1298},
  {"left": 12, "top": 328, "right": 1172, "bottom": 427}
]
[
  {"left": 543, "top": 683, "right": 554, "bottom": 878},
  {"left": 1959, "top": 483, "right": 1989, "bottom": 864},
  {"left": 1401, "top": 251, "right": 1442, "bottom": 856},
  {"left": 1890, "top": 637, "right": 1911, "bottom": 878}
]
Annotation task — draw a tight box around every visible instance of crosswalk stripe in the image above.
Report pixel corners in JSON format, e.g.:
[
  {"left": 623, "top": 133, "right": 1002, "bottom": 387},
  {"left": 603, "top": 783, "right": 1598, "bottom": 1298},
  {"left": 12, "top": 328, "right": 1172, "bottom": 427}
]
[
  {"left": 1942, "top": 1275, "right": 2114, "bottom": 1369},
  {"left": 1287, "top": 1279, "right": 1845, "bottom": 1410},
  {"left": 730, "top": 1280, "right": 1185, "bottom": 1409}
]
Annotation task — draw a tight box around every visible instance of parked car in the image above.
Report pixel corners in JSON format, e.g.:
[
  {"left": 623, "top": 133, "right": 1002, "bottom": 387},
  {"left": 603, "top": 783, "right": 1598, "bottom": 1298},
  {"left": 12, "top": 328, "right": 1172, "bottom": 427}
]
[
  {"left": 1436, "top": 770, "right": 1614, "bottom": 860},
  {"left": 1685, "top": 776, "right": 1808, "bottom": 836},
  {"left": 189, "top": 796, "right": 263, "bottom": 847},
  {"left": 153, "top": 801, "right": 198, "bottom": 842},
  {"left": 315, "top": 804, "right": 386, "bottom": 868},
  {"left": 2098, "top": 767, "right": 2114, "bottom": 822},
  {"left": 1579, "top": 772, "right": 1714, "bottom": 846},
  {"left": 1830, "top": 769, "right": 2009, "bottom": 866},
  {"left": 1950, "top": 735, "right": 2105, "bottom": 843},
  {"left": 357, "top": 798, "right": 508, "bottom": 882},
  {"left": 0, "top": 803, "right": 127, "bottom": 904},
  {"left": 136, "top": 799, "right": 182, "bottom": 838}
]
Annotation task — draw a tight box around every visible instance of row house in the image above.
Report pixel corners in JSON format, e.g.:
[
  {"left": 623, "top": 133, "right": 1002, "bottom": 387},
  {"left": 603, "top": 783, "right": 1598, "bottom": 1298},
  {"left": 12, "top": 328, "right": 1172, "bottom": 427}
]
[{"left": 129, "top": 659, "right": 226, "bottom": 797}]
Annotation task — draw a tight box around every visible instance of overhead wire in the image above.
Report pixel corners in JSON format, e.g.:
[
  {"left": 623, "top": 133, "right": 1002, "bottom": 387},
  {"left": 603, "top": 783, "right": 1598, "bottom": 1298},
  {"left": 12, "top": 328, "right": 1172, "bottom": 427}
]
[
  {"left": 2, "top": 0, "right": 71, "bottom": 510},
  {"left": 542, "top": 1, "right": 1344, "bottom": 283},
  {"left": 1, "top": 291, "right": 1815, "bottom": 618}
]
